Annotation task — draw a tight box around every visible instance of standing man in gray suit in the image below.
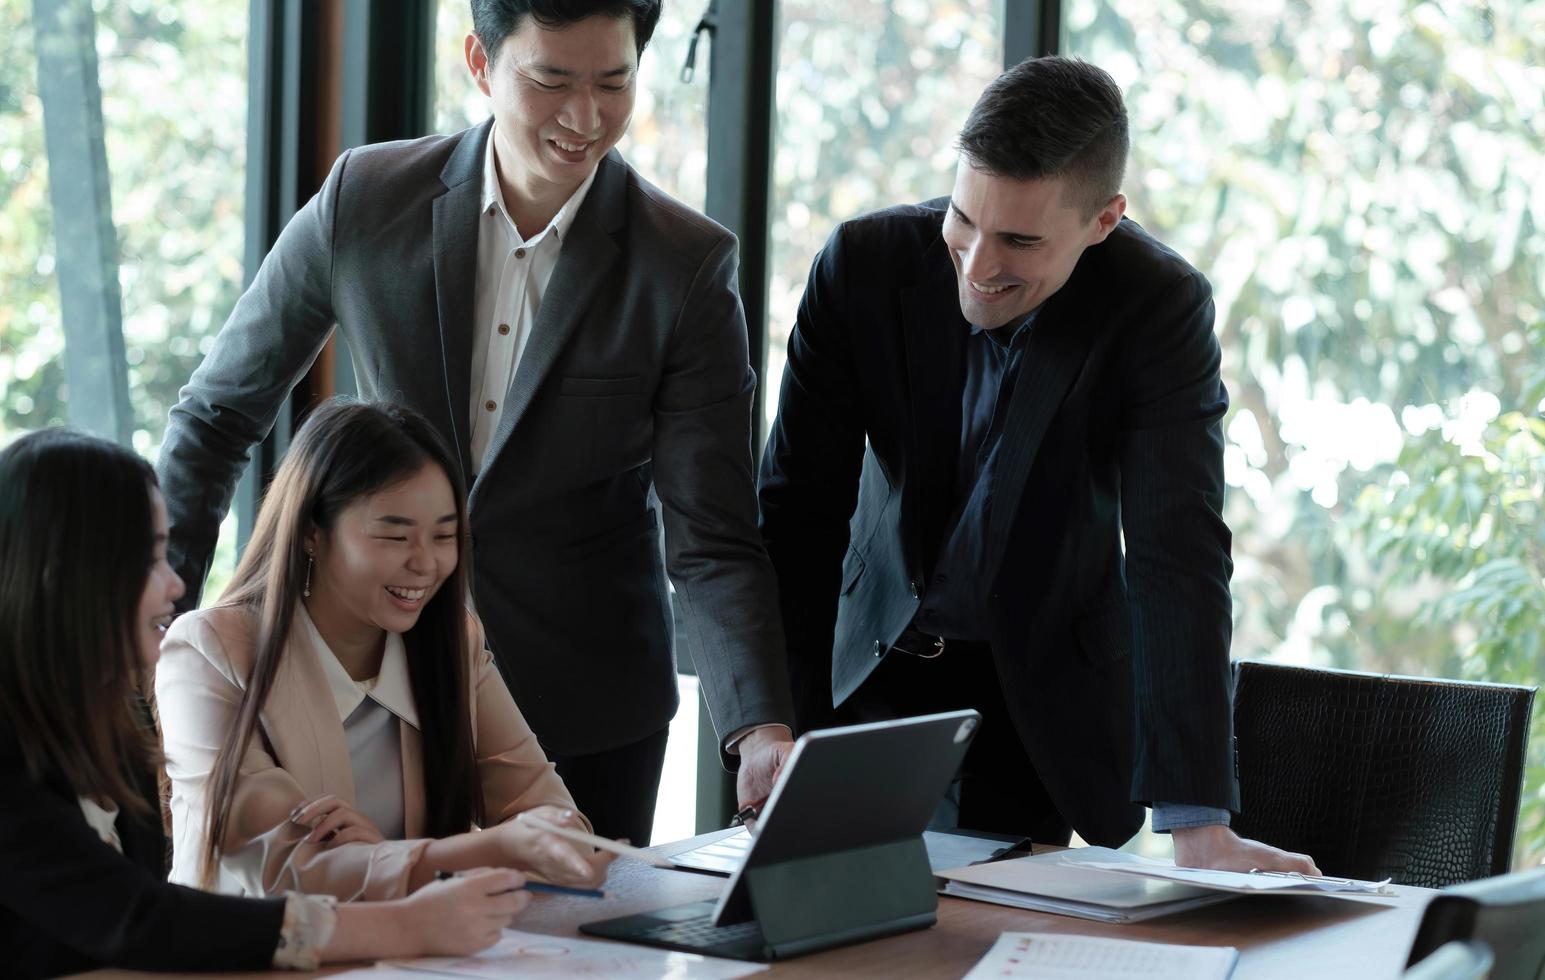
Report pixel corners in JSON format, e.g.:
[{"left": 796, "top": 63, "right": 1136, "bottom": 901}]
[{"left": 157, "top": 0, "right": 795, "bottom": 844}]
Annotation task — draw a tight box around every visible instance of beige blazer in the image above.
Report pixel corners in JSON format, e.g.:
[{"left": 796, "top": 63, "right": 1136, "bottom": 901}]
[{"left": 155, "top": 603, "right": 581, "bottom": 900}]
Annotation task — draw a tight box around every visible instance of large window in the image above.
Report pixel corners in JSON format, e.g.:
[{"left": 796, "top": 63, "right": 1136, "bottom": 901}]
[
  {"left": 1066, "top": 0, "right": 1545, "bottom": 866},
  {"left": 764, "top": 0, "right": 1003, "bottom": 431},
  {"left": 1, "top": 0, "right": 248, "bottom": 455},
  {"left": 1, "top": 0, "right": 248, "bottom": 596}
]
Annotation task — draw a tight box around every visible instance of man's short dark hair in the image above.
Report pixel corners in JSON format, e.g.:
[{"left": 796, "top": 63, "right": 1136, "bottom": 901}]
[
  {"left": 957, "top": 56, "right": 1130, "bottom": 220},
  {"left": 471, "top": 0, "right": 663, "bottom": 62}
]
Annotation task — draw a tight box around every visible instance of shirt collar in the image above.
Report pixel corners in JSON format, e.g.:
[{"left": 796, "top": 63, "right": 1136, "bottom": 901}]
[
  {"left": 298, "top": 603, "right": 420, "bottom": 730},
  {"left": 970, "top": 306, "right": 1039, "bottom": 350},
  {"left": 481, "top": 123, "right": 597, "bottom": 247}
]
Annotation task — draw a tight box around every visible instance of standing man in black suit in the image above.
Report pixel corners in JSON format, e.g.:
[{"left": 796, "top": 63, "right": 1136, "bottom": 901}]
[
  {"left": 157, "top": 0, "right": 795, "bottom": 845},
  {"left": 759, "top": 56, "right": 1317, "bottom": 872}
]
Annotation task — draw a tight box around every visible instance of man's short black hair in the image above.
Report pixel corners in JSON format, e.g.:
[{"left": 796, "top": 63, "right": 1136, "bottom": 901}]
[
  {"left": 471, "top": 0, "right": 663, "bottom": 61},
  {"left": 956, "top": 56, "right": 1130, "bottom": 220}
]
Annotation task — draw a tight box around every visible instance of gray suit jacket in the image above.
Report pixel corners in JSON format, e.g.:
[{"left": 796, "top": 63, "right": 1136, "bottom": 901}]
[{"left": 158, "top": 120, "right": 794, "bottom": 756}]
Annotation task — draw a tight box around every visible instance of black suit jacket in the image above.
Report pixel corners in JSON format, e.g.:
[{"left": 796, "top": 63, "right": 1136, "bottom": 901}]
[
  {"left": 0, "top": 724, "right": 282, "bottom": 977},
  {"left": 759, "top": 202, "right": 1240, "bottom": 847}
]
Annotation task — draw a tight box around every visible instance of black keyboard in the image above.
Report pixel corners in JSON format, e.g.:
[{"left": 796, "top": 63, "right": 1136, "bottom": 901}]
[{"left": 639, "top": 914, "right": 763, "bottom": 948}]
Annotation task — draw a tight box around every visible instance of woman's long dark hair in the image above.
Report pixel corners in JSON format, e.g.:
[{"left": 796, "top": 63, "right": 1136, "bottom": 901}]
[
  {"left": 200, "top": 400, "right": 481, "bottom": 884},
  {"left": 0, "top": 428, "right": 160, "bottom": 815}
]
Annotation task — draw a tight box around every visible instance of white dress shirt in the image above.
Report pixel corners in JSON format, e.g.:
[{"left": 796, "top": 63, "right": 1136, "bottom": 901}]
[
  {"left": 301, "top": 606, "right": 417, "bottom": 841},
  {"left": 468, "top": 126, "right": 597, "bottom": 473}
]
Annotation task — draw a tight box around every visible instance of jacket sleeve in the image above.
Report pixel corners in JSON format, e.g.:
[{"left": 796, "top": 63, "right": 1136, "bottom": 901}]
[
  {"left": 156, "top": 613, "right": 431, "bottom": 900},
  {"left": 757, "top": 225, "right": 869, "bottom": 731},
  {"left": 156, "top": 150, "right": 353, "bottom": 608},
  {"left": 0, "top": 741, "right": 283, "bottom": 972},
  {"left": 1116, "top": 268, "right": 1240, "bottom": 812},
  {"left": 651, "top": 231, "right": 796, "bottom": 758},
  {"left": 466, "top": 613, "right": 587, "bottom": 829}
]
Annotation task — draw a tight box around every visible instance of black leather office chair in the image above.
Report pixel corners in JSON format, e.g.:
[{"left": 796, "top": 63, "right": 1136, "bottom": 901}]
[
  {"left": 1231, "top": 661, "right": 1535, "bottom": 887},
  {"left": 1406, "top": 868, "right": 1545, "bottom": 980}
]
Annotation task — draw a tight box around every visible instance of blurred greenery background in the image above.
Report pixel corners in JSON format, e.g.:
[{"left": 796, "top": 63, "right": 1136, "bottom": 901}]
[{"left": 3, "top": 0, "right": 1542, "bottom": 864}]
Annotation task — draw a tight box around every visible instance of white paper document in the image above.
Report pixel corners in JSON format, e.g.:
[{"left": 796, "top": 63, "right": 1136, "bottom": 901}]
[
  {"left": 1081, "top": 858, "right": 1395, "bottom": 897},
  {"left": 963, "top": 932, "right": 1238, "bottom": 980},
  {"left": 381, "top": 929, "right": 768, "bottom": 980}
]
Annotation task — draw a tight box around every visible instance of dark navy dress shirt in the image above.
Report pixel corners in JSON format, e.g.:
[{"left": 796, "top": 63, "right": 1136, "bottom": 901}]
[{"left": 912, "top": 310, "right": 1037, "bottom": 642}]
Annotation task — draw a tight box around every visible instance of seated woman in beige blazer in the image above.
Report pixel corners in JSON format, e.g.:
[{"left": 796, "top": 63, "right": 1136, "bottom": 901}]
[{"left": 156, "top": 400, "right": 612, "bottom": 900}]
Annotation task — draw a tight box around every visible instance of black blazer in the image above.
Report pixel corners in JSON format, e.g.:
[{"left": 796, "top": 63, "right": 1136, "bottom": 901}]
[
  {"left": 0, "top": 724, "right": 282, "bottom": 978},
  {"left": 759, "top": 203, "right": 1240, "bottom": 847}
]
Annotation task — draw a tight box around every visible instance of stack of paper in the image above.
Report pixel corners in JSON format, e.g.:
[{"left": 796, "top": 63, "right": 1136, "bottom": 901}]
[
  {"left": 964, "top": 932, "right": 1238, "bottom": 980},
  {"left": 936, "top": 846, "right": 1232, "bottom": 923},
  {"left": 1079, "top": 858, "right": 1395, "bottom": 897}
]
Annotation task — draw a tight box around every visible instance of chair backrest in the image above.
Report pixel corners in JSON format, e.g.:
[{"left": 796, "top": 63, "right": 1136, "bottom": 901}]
[
  {"left": 1231, "top": 661, "right": 1534, "bottom": 887},
  {"left": 1403, "top": 941, "right": 1494, "bottom": 980},
  {"left": 1407, "top": 868, "right": 1545, "bottom": 980}
]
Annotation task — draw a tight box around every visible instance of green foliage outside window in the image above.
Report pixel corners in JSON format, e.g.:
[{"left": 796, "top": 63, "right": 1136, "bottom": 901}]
[
  {"left": 1070, "top": 0, "right": 1543, "bottom": 865},
  {"left": 1346, "top": 322, "right": 1545, "bottom": 864}
]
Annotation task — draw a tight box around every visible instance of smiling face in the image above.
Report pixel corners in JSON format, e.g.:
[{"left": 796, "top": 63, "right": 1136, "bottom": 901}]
[
  {"left": 940, "top": 157, "right": 1126, "bottom": 330},
  {"left": 137, "top": 486, "right": 185, "bottom": 667},
  {"left": 303, "top": 463, "right": 461, "bottom": 646},
  {"left": 466, "top": 12, "right": 637, "bottom": 207}
]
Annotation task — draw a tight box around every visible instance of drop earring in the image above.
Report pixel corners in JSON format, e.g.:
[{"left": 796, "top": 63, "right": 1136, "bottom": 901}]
[{"left": 303, "top": 552, "right": 314, "bottom": 598}]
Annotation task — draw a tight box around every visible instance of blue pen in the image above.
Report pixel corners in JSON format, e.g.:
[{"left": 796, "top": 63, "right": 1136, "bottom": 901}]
[
  {"left": 518, "top": 881, "right": 606, "bottom": 899},
  {"left": 435, "top": 869, "right": 604, "bottom": 899}
]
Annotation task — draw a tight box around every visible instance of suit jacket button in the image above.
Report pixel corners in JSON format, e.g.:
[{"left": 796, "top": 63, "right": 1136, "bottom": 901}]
[
  {"left": 873, "top": 640, "right": 883, "bottom": 657},
  {"left": 909, "top": 580, "right": 921, "bottom": 598}
]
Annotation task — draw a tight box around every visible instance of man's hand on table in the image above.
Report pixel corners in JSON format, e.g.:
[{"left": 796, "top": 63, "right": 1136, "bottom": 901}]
[
  {"left": 1172, "top": 824, "right": 1322, "bottom": 875},
  {"left": 734, "top": 726, "right": 795, "bottom": 813}
]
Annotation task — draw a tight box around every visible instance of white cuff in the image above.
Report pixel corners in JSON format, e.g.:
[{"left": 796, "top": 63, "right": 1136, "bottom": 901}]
[
  {"left": 272, "top": 892, "right": 339, "bottom": 970},
  {"left": 724, "top": 723, "right": 794, "bottom": 755}
]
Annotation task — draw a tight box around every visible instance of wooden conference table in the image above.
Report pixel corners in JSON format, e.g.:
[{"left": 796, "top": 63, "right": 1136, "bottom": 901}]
[{"left": 83, "top": 830, "right": 1437, "bottom": 979}]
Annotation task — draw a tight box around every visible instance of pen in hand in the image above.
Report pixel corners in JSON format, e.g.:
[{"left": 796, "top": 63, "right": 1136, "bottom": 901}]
[{"left": 435, "top": 869, "right": 605, "bottom": 899}]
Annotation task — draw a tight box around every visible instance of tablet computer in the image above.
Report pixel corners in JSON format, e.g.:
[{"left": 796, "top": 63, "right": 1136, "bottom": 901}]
[{"left": 581, "top": 709, "right": 981, "bottom": 961}]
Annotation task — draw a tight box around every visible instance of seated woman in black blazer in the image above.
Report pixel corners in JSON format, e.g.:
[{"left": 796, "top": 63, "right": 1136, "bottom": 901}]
[{"left": 0, "top": 428, "right": 530, "bottom": 978}]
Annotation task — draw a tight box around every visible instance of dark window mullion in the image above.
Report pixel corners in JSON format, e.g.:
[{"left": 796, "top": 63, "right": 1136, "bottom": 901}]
[{"left": 1005, "top": 0, "right": 1062, "bottom": 65}]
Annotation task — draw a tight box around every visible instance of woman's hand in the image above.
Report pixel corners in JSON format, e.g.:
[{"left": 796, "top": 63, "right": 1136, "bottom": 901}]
[
  {"left": 396, "top": 867, "right": 528, "bottom": 955},
  {"left": 495, "top": 807, "right": 615, "bottom": 887},
  {"left": 291, "top": 794, "right": 385, "bottom": 847}
]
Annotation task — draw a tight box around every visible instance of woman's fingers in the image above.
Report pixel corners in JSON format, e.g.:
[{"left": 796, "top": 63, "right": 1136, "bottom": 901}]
[
  {"left": 289, "top": 794, "right": 340, "bottom": 826},
  {"left": 533, "top": 836, "right": 594, "bottom": 882},
  {"left": 320, "top": 825, "right": 380, "bottom": 848},
  {"left": 305, "top": 807, "right": 359, "bottom": 843}
]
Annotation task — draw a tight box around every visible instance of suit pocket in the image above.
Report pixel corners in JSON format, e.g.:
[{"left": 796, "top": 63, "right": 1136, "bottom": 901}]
[
  {"left": 840, "top": 548, "right": 866, "bottom": 596},
  {"left": 559, "top": 375, "right": 645, "bottom": 397},
  {"left": 1075, "top": 602, "right": 1132, "bottom": 664}
]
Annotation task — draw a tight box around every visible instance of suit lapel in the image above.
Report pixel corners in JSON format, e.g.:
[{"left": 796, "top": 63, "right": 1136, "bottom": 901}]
[
  {"left": 263, "top": 615, "right": 357, "bottom": 804},
  {"left": 472, "top": 151, "right": 626, "bottom": 499},
  {"left": 431, "top": 120, "right": 491, "bottom": 485},
  {"left": 983, "top": 296, "right": 1092, "bottom": 575},
  {"left": 901, "top": 245, "right": 967, "bottom": 573}
]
